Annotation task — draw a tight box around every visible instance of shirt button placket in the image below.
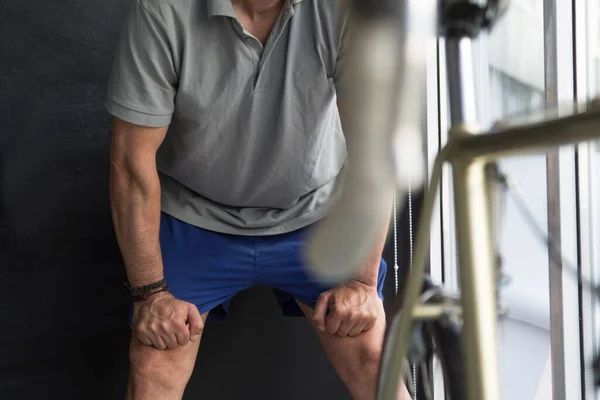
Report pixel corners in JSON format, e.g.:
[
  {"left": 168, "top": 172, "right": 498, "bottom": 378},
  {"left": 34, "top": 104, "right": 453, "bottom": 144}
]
[{"left": 242, "top": 35, "right": 261, "bottom": 87}]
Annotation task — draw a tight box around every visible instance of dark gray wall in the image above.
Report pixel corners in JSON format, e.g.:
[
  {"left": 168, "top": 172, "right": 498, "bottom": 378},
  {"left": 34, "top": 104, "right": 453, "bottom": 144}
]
[{"left": 0, "top": 1, "right": 416, "bottom": 399}]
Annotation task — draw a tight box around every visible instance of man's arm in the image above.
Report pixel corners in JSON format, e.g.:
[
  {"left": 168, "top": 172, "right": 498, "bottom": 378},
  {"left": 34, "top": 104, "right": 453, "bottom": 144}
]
[
  {"left": 310, "top": 99, "right": 393, "bottom": 337},
  {"left": 337, "top": 99, "right": 393, "bottom": 287},
  {"left": 353, "top": 210, "right": 392, "bottom": 285},
  {"left": 110, "top": 117, "right": 203, "bottom": 349},
  {"left": 105, "top": 2, "right": 202, "bottom": 350},
  {"left": 109, "top": 117, "right": 168, "bottom": 286}
]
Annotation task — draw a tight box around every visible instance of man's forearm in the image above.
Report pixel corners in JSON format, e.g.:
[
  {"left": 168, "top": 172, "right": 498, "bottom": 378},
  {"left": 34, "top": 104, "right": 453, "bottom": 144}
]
[
  {"left": 337, "top": 98, "right": 394, "bottom": 288},
  {"left": 110, "top": 164, "right": 164, "bottom": 287},
  {"left": 354, "top": 196, "right": 394, "bottom": 287}
]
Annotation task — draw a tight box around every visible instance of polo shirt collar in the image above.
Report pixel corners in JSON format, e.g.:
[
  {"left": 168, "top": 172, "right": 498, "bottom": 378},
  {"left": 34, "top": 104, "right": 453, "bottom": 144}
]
[
  {"left": 207, "top": 0, "right": 305, "bottom": 18},
  {"left": 207, "top": 1, "right": 236, "bottom": 18}
]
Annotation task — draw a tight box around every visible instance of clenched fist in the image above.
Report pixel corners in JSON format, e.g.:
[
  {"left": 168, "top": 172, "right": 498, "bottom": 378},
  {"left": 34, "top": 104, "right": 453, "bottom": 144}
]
[
  {"left": 312, "top": 280, "right": 381, "bottom": 337},
  {"left": 132, "top": 292, "right": 203, "bottom": 350}
]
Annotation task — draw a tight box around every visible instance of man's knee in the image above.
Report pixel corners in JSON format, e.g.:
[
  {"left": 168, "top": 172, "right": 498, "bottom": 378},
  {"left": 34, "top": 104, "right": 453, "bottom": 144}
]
[
  {"left": 357, "top": 341, "right": 383, "bottom": 375},
  {"left": 129, "top": 337, "right": 198, "bottom": 391},
  {"left": 336, "top": 336, "right": 384, "bottom": 383},
  {"left": 130, "top": 351, "right": 184, "bottom": 389}
]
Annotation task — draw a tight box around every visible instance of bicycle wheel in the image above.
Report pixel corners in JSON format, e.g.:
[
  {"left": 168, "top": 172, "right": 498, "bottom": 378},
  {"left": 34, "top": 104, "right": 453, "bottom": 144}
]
[
  {"left": 411, "top": 318, "right": 466, "bottom": 400},
  {"left": 408, "top": 279, "right": 467, "bottom": 400}
]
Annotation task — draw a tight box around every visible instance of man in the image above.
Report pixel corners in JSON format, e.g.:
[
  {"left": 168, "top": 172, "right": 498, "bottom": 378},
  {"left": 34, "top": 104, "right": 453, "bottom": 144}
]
[{"left": 106, "top": 0, "right": 411, "bottom": 399}]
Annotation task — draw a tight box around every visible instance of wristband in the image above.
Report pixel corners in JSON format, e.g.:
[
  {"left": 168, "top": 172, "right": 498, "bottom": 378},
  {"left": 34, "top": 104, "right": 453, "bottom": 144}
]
[{"left": 126, "top": 279, "right": 169, "bottom": 302}]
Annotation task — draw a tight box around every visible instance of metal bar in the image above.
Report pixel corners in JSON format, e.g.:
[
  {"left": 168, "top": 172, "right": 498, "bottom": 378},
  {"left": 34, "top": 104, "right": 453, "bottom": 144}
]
[
  {"left": 438, "top": 38, "right": 460, "bottom": 292},
  {"left": 544, "top": 0, "right": 583, "bottom": 394},
  {"left": 445, "top": 38, "right": 479, "bottom": 126},
  {"left": 555, "top": 146, "right": 582, "bottom": 398},
  {"left": 428, "top": 36, "right": 448, "bottom": 400},
  {"left": 547, "top": 148, "right": 567, "bottom": 400},
  {"left": 446, "top": 31, "right": 500, "bottom": 400},
  {"left": 577, "top": 143, "right": 595, "bottom": 400},
  {"left": 411, "top": 304, "right": 463, "bottom": 320},
  {"left": 445, "top": 106, "right": 600, "bottom": 162},
  {"left": 452, "top": 156, "right": 501, "bottom": 400},
  {"left": 426, "top": 37, "right": 444, "bottom": 286},
  {"left": 584, "top": 139, "right": 600, "bottom": 400},
  {"left": 573, "top": 0, "right": 596, "bottom": 397}
]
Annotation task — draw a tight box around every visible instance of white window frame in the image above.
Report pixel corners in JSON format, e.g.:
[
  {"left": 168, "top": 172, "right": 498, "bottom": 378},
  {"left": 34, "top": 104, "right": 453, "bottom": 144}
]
[{"left": 575, "top": 0, "right": 600, "bottom": 398}]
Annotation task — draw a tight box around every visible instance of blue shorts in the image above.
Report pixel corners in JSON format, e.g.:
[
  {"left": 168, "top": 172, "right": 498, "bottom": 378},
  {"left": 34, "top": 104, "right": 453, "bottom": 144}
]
[{"left": 140, "top": 213, "right": 387, "bottom": 323}]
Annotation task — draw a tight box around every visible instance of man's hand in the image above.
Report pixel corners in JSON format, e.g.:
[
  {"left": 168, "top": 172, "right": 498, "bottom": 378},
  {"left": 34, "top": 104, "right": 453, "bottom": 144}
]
[
  {"left": 312, "top": 280, "right": 381, "bottom": 337},
  {"left": 132, "top": 292, "right": 203, "bottom": 350}
]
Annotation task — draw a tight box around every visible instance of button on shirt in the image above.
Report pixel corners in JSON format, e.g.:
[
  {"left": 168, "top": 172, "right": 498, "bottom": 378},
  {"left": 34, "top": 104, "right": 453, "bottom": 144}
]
[{"left": 106, "top": 0, "right": 350, "bottom": 235}]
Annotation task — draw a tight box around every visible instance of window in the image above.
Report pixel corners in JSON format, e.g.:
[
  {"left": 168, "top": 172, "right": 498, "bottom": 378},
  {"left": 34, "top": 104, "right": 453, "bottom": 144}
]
[
  {"left": 427, "top": 0, "right": 599, "bottom": 397},
  {"left": 431, "top": 0, "right": 581, "bottom": 397},
  {"left": 579, "top": 0, "right": 600, "bottom": 398},
  {"left": 592, "top": 3, "right": 600, "bottom": 96},
  {"left": 483, "top": 1, "right": 556, "bottom": 398}
]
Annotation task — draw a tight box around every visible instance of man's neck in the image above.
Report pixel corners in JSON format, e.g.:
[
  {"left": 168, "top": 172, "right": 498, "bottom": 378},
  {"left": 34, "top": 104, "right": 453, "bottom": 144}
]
[{"left": 232, "top": 0, "right": 284, "bottom": 16}]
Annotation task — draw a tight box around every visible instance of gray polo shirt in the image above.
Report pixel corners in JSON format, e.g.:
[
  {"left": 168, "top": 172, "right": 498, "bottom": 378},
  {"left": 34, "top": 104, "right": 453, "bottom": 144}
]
[{"left": 106, "top": 0, "right": 349, "bottom": 235}]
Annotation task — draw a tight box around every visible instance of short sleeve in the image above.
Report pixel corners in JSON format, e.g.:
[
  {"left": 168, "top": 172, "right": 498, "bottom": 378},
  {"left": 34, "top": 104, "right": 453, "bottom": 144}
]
[
  {"left": 105, "top": 0, "right": 178, "bottom": 128},
  {"left": 333, "top": 11, "right": 350, "bottom": 99}
]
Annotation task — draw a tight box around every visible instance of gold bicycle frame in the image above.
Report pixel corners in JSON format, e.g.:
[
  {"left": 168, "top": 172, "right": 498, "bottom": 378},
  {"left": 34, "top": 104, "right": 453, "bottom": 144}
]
[{"left": 377, "top": 36, "right": 600, "bottom": 400}]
